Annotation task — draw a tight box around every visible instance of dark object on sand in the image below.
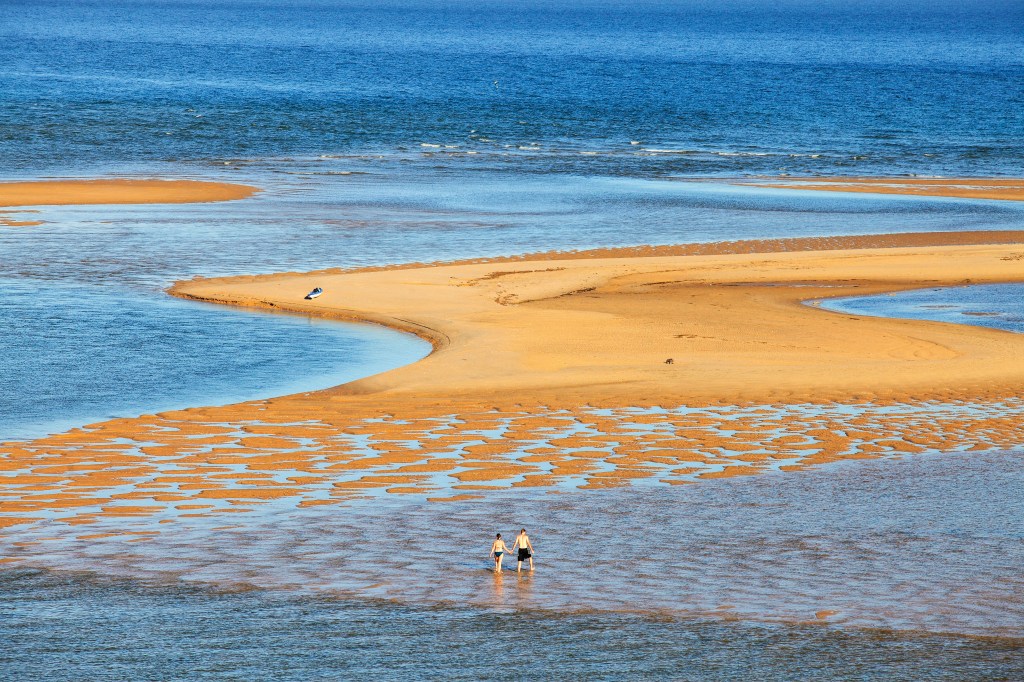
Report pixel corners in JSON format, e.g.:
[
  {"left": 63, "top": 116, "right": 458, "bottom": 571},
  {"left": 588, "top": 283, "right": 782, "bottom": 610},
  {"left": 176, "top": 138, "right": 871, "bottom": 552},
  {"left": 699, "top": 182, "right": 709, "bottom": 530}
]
[
  {"left": 664, "top": 358, "right": 674, "bottom": 364},
  {"left": 304, "top": 287, "right": 323, "bottom": 300}
]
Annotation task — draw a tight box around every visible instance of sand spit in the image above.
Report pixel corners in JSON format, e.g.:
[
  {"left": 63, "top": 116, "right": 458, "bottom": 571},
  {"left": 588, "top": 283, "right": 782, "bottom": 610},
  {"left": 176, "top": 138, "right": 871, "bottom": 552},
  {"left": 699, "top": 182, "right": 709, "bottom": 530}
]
[
  {"left": 739, "top": 177, "right": 1024, "bottom": 202},
  {"left": 172, "top": 236, "right": 1024, "bottom": 405},
  {"left": 0, "top": 179, "right": 259, "bottom": 208}
]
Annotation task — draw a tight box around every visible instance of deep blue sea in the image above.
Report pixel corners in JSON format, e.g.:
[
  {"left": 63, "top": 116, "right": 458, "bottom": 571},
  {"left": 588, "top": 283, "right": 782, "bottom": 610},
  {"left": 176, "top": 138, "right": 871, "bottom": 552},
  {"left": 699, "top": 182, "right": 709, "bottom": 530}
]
[
  {"left": 1, "top": 0, "right": 1023, "bottom": 178},
  {"left": 2, "top": 0, "right": 1024, "bottom": 678}
]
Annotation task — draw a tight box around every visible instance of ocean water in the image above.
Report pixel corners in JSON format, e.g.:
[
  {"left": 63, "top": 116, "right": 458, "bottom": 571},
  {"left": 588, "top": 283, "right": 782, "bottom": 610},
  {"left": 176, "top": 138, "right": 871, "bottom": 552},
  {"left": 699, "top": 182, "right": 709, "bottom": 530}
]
[
  {"left": 1, "top": 0, "right": 1022, "bottom": 178},
  {"left": 3, "top": 0, "right": 1024, "bottom": 677}
]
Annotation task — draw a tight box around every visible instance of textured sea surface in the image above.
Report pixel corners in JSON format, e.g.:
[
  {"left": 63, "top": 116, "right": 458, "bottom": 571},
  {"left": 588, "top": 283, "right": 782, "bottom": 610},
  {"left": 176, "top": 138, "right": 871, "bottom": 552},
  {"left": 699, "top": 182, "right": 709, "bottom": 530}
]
[
  {"left": 2, "top": 0, "right": 1024, "bottom": 677},
  {"left": 1, "top": 0, "right": 1022, "bottom": 178}
]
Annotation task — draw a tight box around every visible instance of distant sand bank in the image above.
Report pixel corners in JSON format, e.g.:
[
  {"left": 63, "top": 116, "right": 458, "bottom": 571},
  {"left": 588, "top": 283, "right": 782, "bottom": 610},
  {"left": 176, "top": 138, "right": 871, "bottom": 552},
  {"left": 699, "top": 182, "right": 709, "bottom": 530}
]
[
  {"left": 740, "top": 177, "right": 1024, "bottom": 202},
  {"left": 0, "top": 179, "right": 258, "bottom": 208}
]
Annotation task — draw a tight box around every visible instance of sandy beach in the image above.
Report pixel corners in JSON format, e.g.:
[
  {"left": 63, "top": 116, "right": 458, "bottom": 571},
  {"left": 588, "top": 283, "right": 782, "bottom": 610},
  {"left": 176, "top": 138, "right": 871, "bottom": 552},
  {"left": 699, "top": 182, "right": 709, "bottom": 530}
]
[{"left": 172, "top": 232, "right": 1024, "bottom": 406}]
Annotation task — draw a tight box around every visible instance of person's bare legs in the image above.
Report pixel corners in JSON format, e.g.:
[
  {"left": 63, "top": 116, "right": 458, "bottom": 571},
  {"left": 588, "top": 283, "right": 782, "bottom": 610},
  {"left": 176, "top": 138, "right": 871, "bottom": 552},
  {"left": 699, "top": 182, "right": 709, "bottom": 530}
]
[
  {"left": 528, "top": 556, "right": 534, "bottom": 571},
  {"left": 496, "top": 555, "right": 504, "bottom": 572},
  {"left": 516, "top": 559, "right": 522, "bottom": 572}
]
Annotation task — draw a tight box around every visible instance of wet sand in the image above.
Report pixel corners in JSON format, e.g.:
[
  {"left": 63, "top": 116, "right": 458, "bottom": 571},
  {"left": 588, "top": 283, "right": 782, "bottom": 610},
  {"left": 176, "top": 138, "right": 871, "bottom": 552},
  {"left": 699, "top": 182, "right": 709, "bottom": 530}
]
[{"left": 739, "top": 177, "right": 1024, "bottom": 201}]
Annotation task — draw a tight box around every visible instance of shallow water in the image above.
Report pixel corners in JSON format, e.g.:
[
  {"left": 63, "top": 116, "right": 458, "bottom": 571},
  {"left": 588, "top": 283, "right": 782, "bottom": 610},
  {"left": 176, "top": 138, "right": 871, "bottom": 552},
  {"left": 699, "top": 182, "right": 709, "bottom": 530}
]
[
  {"left": 3, "top": 571, "right": 1023, "bottom": 681},
  {"left": 5, "top": 450, "right": 1023, "bottom": 640},
  {"left": 0, "top": 278, "right": 429, "bottom": 441},
  {"left": 7, "top": 176, "right": 1024, "bottom": 288},
  {"left": 818, "top": 283, "right": 1024, "bottom": 335},
  {"left": 3, "top": 450, "right": 1023, "bottom": 679},
  {"left": 6, "top": 571, "right": 1023, "bottom": 682}
]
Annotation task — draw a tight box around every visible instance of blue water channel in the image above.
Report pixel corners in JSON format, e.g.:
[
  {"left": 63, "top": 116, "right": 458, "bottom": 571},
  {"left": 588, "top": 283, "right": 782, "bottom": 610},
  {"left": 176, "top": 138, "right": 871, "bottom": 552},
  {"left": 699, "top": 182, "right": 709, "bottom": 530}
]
[{"left": 818, "top": 283, "right": 1024, "bottom": 335}]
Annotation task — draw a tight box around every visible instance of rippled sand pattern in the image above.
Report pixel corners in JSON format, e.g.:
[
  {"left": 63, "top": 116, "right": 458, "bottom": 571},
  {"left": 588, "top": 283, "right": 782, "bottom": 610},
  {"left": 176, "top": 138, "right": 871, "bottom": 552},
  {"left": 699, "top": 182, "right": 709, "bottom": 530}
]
[{"left": 2, "top": 398, "right": 1022, "bottom": 532}]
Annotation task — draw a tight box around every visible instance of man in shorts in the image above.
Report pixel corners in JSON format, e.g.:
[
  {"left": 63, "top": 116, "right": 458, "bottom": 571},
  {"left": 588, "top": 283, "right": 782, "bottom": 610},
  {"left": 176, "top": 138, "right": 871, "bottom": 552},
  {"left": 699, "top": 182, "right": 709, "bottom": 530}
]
[{"left": 513, "top": 528, "right": 534, "bottom": 572}]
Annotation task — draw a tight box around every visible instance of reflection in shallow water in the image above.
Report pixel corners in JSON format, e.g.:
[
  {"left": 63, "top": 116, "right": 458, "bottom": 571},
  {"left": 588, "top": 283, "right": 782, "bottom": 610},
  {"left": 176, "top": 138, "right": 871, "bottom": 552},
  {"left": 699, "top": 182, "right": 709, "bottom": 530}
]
[{"left": 5, "top": 450, "right": 1022, "bottom": 641}]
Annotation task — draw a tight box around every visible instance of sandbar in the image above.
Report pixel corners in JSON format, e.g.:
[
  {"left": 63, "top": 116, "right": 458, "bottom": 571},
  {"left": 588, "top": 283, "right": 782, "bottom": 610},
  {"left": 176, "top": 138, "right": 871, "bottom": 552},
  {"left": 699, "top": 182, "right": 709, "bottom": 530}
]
[
  {"left": 738, "top": 177, "right": 1024, "bottom": 202},
  {"left": 0, "top": 179, "right": 259, "bottom": 207},
  {"left": 172, "top": 231, "right": 1024, "bottom": 406}
]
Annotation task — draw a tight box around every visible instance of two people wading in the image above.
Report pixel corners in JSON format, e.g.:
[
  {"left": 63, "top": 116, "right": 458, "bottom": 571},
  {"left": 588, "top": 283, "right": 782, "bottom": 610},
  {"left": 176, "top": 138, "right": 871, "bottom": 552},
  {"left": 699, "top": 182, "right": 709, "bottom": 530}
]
[{"left": 489, "top": 529, "right": 534, "bottom": 573}]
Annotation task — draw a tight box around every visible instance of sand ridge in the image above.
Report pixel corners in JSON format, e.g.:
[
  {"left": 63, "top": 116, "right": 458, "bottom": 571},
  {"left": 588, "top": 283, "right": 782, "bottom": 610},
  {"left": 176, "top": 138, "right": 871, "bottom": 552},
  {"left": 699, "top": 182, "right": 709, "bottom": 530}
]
[
  {"left": 0, "top": 178, "right": 259, "bottom": 230},
  {"left": 0, "top": 178, "right": 259, "bottom": 227}
]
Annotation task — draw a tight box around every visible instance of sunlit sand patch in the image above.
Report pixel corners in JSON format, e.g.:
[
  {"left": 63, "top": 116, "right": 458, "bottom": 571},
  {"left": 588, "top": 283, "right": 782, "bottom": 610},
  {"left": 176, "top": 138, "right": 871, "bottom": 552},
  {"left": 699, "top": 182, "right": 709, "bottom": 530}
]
[
  {"left": 699, "top": 466, "right": 763, "bottom": 479},
  {"left": 393, "top": 460, "right": 462, "bottom": 473},
  {"left": 386, "top": 487, "right": 435, "bottom": 495}
]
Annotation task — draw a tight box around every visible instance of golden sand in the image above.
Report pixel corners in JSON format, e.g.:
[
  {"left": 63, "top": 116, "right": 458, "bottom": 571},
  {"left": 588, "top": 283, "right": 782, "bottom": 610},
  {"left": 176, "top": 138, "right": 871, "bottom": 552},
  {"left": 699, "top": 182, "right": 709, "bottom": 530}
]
[
  {"left": 0, "top": 178, "right": 257, "bottom": 227},
  {"left": 172, "top": 233, "right": 1024, "bottom": 404}
]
